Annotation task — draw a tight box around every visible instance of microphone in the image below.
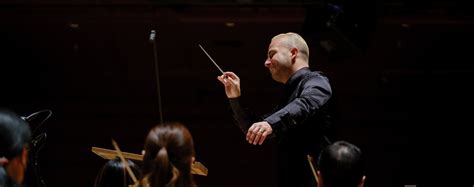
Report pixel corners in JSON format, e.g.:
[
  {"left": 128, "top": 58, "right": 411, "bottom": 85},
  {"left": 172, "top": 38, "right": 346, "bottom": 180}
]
[
  {"left": 21, "top": 109, "right": 52, "bottom": 134},
  {"left": 149, "top": 30, "right": 156, "bottom": 42},
  {"left": 21, "top": 110, "right": 52, "bottom": 150}
]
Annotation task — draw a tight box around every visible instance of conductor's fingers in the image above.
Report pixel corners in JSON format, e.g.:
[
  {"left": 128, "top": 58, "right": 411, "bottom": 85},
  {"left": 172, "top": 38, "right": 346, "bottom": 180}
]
[
  {"left": 247, "top": 130, "right": 257, "bottom": 144},
  {"left": 258, "top": 132, "right": 268, "bottom": 145},
  {"left": 223, "top": 72, "right": 239, "bottom": 80}
]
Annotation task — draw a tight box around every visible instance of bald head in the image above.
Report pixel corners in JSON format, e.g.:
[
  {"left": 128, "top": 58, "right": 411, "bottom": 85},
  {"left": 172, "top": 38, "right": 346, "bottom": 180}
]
[{"left": 272, "top": 32, "right": 310, "bottom": 62}]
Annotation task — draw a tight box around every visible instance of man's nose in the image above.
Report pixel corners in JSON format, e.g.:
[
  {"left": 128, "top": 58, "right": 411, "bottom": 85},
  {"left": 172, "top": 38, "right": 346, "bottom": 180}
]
[{"left": 264, "top": 59, "right": 271, "bottom": 67}]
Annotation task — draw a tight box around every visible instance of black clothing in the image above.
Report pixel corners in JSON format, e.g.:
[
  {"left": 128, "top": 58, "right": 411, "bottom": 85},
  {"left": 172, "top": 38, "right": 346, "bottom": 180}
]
[{"left": 229, "top": 67, "right": 332, "bottom": 187}]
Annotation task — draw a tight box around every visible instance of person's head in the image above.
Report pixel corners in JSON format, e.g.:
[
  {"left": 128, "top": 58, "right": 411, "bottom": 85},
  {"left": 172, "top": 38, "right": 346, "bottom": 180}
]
[
  {"left": 264, "top": 32, "right": 310, "bottom": 83},
  {"left": 316, "top": 140, "right": 365, "bottom": 187},
  {"left": 0, "top": 108, "right": 31, "bottom": 184},
  {"left": 94, "top": 157, "right": 141, "bottom": 187},
  {"left": 141, "top": 122, "right": 196, "bottom": 187}
]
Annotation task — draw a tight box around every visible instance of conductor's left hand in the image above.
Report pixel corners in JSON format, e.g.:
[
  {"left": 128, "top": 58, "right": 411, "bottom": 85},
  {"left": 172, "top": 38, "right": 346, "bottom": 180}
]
[{"left": 246, "top": 121, "right": 273, "bottom": 145}]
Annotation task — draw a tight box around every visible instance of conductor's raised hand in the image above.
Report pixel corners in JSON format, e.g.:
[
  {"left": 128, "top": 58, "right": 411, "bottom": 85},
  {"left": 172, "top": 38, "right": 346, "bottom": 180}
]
[{"left": 217, "top": 71, "right": 241, "bottom": 98}]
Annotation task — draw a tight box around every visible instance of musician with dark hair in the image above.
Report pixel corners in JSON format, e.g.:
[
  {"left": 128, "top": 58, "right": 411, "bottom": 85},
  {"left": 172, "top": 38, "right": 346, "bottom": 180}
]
[
  {"left": 0, "top": 108, "right": 32, "bottom": 187},
  {"left": 94, "top": 157, "right": 141, "bottom": 187},
  {"left": 141, "top": 122, "right": 197, "bottom": 187},
  {"left": 316, "top": 140, "right": 366, "bottom": 187}
]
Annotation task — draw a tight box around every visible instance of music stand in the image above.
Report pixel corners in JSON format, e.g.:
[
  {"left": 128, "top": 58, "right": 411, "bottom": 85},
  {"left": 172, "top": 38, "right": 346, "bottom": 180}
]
[{"left": 91, "top": 146, "right": 208, "bottom": 176}]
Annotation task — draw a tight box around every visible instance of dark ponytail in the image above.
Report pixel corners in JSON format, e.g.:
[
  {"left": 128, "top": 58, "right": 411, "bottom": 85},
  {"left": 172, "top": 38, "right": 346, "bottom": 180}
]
[
  {"left": 142, "top": 122, "right": 196, "bottom": 187},
  {"left": 149, "top": 147, "right": 180, "bottom": 187}
]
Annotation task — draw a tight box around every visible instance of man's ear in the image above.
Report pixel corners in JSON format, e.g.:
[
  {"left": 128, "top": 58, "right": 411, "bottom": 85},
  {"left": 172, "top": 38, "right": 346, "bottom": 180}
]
[
  {"left": 291, "top": 47, "right": 298, "bottom": 62},
  {"left": 20, "top": 147, "right": 28, "bottom": 166}
]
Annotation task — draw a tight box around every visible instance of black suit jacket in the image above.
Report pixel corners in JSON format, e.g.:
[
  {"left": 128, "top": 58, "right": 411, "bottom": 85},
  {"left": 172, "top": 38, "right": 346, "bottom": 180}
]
[{"left": 229, "top": 67, "right": 333, "bottom": 187}]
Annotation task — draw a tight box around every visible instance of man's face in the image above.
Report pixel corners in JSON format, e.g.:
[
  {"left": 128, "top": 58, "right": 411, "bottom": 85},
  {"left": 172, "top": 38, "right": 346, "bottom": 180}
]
[
  {"left": 264, "top": 38, "right": 293, "bottom": 83},
  {"left": 7, "top": 147, "right": 29, "bottom": 184}
]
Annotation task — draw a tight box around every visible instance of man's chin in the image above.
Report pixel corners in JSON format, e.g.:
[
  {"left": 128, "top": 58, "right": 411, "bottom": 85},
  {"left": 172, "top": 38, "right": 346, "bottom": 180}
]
[{"left": 271, "top": 75, "right": 280, "bottom": 82}]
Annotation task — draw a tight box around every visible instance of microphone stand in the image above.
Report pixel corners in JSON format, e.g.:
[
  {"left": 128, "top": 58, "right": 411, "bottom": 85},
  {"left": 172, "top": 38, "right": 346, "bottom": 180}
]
[
  {"left": 150, "top": 30, "right": 164, "bottom": 124},
  {"left": 32, "top": 133, "right": 47, "bottom": 187},
  {"left": 23, "top": 109, "right": 52, "bottom": 187}
]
